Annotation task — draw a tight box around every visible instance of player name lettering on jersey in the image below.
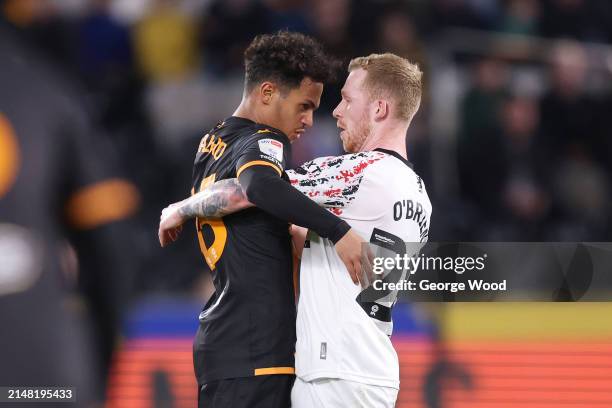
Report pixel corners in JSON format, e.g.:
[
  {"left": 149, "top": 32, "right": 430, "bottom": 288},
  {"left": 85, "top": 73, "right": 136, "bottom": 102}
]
[
  {"left": 198, "top": 133, "right": 227, "bottom": 160},
  {"left": 393, "top": 199, "right": 429, "bottom": 242}
]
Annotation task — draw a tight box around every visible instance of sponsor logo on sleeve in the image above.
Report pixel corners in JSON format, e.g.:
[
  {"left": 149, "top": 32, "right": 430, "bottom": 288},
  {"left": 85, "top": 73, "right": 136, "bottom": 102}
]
[{"left": 258, "top": 138, "right": 283, "bottom": 162}]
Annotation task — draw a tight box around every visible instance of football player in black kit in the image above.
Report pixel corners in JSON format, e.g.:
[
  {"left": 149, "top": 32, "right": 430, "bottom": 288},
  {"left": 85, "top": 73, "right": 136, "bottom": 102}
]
[{"left": 159, "top": 31, "right": 365, "bottom": 407}]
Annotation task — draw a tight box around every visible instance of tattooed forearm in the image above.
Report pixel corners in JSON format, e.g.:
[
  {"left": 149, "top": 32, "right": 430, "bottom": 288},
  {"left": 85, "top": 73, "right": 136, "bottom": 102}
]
[{"left": 178, "top": 178, "right": 252, "bottom": 219}]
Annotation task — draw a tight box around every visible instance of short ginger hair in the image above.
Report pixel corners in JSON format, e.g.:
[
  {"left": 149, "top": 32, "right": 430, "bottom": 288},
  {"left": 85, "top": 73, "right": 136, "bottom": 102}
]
[{"left": 348, "top": 53, "right": 422, "bottom": 121}]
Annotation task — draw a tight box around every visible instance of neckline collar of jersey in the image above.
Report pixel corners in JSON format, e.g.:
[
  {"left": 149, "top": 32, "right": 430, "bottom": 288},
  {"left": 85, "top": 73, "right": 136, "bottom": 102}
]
[
  {"left": 225, "top": 116, "right": 289, "bottom": 141},
  {"left": 374, "top": 148, "right": 413, "bottom": 168}
]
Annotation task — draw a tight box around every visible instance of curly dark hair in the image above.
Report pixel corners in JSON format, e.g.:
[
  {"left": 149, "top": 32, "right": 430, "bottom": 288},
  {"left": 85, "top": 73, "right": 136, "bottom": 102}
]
[{"left": 243, "top": 31, "right": 338, "bottom": 93}]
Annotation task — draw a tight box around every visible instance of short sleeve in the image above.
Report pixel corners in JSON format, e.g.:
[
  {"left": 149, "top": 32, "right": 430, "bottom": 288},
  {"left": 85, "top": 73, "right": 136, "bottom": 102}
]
[
  {"left": 235, "top": 130, "right": 290, "bottom": 178},
  {"left": 286, "top": 152, "right": 387, "bottom": 208}
]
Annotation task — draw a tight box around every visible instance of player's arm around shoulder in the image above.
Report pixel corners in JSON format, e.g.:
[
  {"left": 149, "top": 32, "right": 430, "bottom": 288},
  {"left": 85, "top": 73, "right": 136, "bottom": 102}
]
[
  {"left": 158, "top": 128, "right": 285, "bottom": 247},
  {"left": 158, "top": 178, "right": 253, "bottom": 247}
]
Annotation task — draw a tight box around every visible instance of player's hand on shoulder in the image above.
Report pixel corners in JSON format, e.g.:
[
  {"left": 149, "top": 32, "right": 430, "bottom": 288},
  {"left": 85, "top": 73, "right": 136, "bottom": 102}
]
[
  {"left": 159, "top": 201, "right": 186, "bottom": 247},
  {"left": 334, "top": 228, "right": 369, "bottom": 285},
  {"left": 290, "top": 225, "right": 308, "bottom": 259}
]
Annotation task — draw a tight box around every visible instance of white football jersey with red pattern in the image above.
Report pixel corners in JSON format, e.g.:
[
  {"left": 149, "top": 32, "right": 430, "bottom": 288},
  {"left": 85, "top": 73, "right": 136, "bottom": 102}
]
[{"left": 287, "top": 148, "right": 432, "bottom": 389}]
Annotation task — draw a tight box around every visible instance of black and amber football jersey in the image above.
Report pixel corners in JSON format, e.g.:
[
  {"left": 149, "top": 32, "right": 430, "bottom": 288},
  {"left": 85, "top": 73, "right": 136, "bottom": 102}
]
[{"left": 191, "top": 116, "right": 296, "bottom": 383}]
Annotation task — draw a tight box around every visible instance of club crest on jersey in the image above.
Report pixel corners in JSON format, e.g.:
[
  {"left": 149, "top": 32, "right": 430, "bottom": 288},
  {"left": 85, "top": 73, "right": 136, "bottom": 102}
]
[
  {"left": 370, "top": 304, "right": 379, "bottom": 316},
  {"left": 258, "top": 138, "right": 283, "bottom": 161}
]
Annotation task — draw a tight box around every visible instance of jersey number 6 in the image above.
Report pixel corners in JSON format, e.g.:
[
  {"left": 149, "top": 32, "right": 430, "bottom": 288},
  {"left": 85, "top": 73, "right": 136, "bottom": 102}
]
[{"left": 195, "top": 173, "right": 228, "bottom": 270}]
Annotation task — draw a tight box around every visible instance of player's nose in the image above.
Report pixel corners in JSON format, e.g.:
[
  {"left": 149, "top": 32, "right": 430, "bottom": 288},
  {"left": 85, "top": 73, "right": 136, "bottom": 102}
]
[
  {"left": 332, "top": 103, "right": 342, "bottom": 119},
  {"left": 302, "top": 111, "right": 313, "bottom": 128}
]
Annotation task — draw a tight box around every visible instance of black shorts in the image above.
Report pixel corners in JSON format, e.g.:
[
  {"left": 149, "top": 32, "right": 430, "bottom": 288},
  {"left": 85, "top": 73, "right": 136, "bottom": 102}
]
[{"left": 197, "top": 375, "right": 294, "bottom": 408}]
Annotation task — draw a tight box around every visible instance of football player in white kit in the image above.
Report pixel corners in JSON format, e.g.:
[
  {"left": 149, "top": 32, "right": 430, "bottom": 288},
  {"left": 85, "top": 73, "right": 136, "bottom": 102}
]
[
  {"left": 158, "top": 53, "right": 431, "bottom": 407},
  {"left": 288, "top": 53, "right": 431, "bottom": 407}
]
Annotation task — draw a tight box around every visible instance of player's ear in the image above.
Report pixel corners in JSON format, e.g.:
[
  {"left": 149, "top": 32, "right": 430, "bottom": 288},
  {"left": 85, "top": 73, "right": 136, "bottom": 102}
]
[
  {"left": 260, "top": 82, "right": 276, "bottom": 105},
  {"left": 374, "top": 100, "right": 389, "bottom": 121}
]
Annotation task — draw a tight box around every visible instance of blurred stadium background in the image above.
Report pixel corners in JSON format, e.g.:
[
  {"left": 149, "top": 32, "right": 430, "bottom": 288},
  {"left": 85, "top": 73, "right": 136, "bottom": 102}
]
[{"left": 1, "top": 0, "right": 612, "bottom": 407}]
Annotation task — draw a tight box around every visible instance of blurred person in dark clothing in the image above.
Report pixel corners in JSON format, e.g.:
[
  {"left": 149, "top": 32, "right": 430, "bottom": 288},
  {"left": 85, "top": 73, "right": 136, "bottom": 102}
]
[
  {"left": 376, "top": 7, "right": 427, "bottom": 74},
  {"left": 201, "top": 0, "right": 271, "bottom": 76},
  {"left": 459, "top": 92, "right": 552, "bottom": 239},
  {"left": 78, "top": 0, "right": 133, "bottom": 83},
  {"left": 0, "top": 21, "right": 139, "bottom": 404},
  {"left": 539, "top": 41, "right": 598, "bottom": 164},
  {"left": 306, "top": 0, "right": 355, "bottom": 114},
  {"left": 460, "top": 58, "right": 510, "bottom": 141},
  {"left": 309, "top": 0, "right": 353, "bottom": 59},
  {"left": 498, "top": 96, "right": 551, "bottom": 233},
  {"left": 458, "top": 58, "right": 510, "bottom": 219},
  {"left": 552, "top": 156, "right": 610, "bottom": 240},
  {"left": 539, "top": 41, "right": 611, "bottom": 239}
]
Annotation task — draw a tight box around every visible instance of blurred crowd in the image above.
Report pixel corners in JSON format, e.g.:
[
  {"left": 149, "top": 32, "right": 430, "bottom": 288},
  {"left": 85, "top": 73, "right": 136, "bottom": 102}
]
[{"left": 2, "top": 0, "right": 612, "bottom": 286}]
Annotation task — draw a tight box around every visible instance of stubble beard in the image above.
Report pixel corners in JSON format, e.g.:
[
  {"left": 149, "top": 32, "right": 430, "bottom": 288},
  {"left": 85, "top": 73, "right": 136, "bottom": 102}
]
[{"left": 344, "top": 119, "right": 371, "bottom": 153}]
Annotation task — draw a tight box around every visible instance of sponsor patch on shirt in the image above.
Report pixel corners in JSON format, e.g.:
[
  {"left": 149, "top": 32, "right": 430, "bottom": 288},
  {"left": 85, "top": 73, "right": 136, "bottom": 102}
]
[{"left": 258, "top": 138, "right": 283, "bottom": 162}]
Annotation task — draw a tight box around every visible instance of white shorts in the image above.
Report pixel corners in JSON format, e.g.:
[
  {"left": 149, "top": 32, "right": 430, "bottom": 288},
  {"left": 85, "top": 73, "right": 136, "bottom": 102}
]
[{"left": 291, "top": 376, "right": 398, "bottom": 408}]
